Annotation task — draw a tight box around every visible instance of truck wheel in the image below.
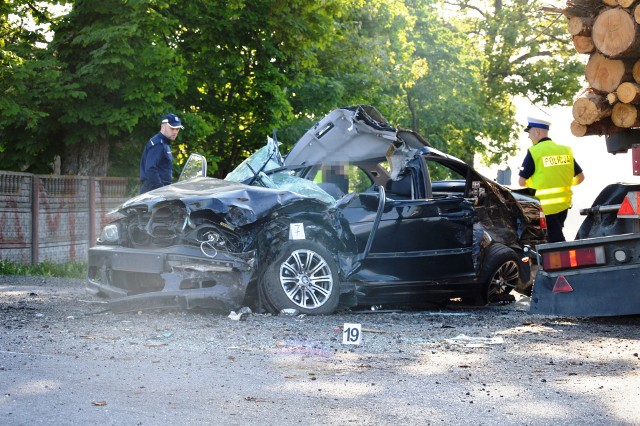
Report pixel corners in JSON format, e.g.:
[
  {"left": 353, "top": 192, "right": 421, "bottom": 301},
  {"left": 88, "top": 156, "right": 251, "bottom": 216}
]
[
  {"left": 480, "top": 243, "right": 521, "bottom": 305},
  {"left": 262, "top": 240, "right": 340, "bottom": 315}
]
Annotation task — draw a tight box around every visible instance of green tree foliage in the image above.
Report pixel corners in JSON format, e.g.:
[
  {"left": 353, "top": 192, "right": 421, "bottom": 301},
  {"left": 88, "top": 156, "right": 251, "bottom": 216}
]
[
  {"left": 170, "top": 0, "right": 350, "bottom": 176},
  {"left": 398, "top": 4, "right": 489, "bottom": 165},
  {"left": 0, "top": 0, "right": 583, "bottom": 177},
  {"left": 432, "top": 0, "right": 583, "bottom": 164},
  {"left": 171, "top": 0, "right": 420, "bottom": 176},
  {"left": 0, "top": 0, "right": 71, "bottom": 172},
  {"left": 457, "top": 0, "right": 583, "bottom": 105},
  {"left": 48, "top": 0, "right": 187, "bottom": 176},
  {"left": 264, "top": 0, "right": 430, "bottom": 172}
]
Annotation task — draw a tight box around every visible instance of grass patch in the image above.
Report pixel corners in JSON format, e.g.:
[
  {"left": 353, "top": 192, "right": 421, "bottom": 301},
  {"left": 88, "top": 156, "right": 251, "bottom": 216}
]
[{"left": 0, "top": 260, "right": 87, "bottom": 279}]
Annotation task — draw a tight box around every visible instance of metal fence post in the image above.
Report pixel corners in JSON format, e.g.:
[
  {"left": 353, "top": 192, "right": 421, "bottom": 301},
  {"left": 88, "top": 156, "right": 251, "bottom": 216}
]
[
  {"left": 31, "top": 175, "right": 40, "bottom": 265},
  {"left": 89, "top": 177, "right": 96, "bottom": 247}
]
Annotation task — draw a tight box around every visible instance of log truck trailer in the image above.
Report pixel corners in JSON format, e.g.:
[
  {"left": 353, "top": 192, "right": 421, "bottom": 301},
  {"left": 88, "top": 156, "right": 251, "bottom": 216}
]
[{"left": 530, "top": 130, "right": 640, "bottom": 316}]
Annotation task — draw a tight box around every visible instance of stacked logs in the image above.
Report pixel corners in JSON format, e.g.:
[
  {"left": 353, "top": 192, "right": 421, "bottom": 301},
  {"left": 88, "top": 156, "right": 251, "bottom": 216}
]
[{"left": 566, "top": 0, "right": 640, "bottom": 137}]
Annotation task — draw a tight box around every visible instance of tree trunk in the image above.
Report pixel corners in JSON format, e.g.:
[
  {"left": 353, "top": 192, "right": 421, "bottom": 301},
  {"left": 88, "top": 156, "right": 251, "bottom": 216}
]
[
  {"left": 602, "top": 0, "right": 618, "bottom": 6},
  {"left": 611, "top": 102, "right": 639, "bottom": 127},
  {"left": 607, "top": 91, "right": 618, "bottom": 104},
  {"left": 407, "top": 91, "right": 418, "bottom": 132},
  {"left": 572, "top": 90, "right": 612, "bottom": 124},
  {"left": 568, "top": 16, "right": 593, "bottom": 36},
  {"left": 616, "top": 81, "right": 640, "bottom": 103},
  {"left": 585, "top": 52, "right": 634, "bottom": 92},
  {"left": 570, "top": 118, "right": 628, "bottom": 137},
  {"left": 572, "top": 35, "right": 594, "bottom": 54},
  {"left": 61, "top": 140, "right": 110, "bottom": 176},
  {"left": 592, "top": 8, "right": 640, "bottom": 58}
]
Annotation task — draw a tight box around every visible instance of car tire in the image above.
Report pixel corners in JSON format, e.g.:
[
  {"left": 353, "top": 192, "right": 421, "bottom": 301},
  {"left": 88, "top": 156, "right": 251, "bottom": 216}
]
[
  {"left": 262, "top": 240, "right": 340, "bottom": 315},
  {"left": 479, "top": 243, "right": 521, "bottom": 305}
]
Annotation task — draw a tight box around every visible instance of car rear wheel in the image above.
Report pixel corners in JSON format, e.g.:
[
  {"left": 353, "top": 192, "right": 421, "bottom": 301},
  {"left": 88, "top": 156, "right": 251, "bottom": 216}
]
[
  {"left": 262, "top": 240, "right": 340, "bottom": 315},
  {"left": 480, "top": 243, "right": 521, "bottom": 305}
]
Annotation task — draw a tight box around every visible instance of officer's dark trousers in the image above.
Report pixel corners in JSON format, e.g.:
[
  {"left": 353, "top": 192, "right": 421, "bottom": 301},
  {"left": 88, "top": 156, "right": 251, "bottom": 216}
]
[
  {"left": 546, "top": 209, "right": 569, "bottom": 243},
  {"left": 139, "top": 180, "right": 159, "bottom": 194}
]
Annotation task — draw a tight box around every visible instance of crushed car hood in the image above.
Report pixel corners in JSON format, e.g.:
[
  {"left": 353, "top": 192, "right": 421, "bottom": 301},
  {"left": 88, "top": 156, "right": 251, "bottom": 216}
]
[{"left": 117, "top": 176, "right": 333, "bottom": 228}]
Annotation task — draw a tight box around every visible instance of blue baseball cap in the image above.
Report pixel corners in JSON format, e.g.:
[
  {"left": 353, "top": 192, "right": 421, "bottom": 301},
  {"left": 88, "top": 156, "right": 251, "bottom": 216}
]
[{"left": 161, "top": 113, "right": 184, "bottom": 129}]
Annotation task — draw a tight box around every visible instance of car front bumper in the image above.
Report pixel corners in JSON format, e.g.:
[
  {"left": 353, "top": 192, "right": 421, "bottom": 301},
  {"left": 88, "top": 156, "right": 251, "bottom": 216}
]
[{"left": 87, "top": 245, "right": 255, "bottom": 313}]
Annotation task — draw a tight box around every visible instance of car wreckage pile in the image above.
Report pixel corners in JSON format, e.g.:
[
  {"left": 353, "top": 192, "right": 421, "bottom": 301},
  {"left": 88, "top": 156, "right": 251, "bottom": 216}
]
[{"left": 88, "top": 106, "right": 546, "bottom": 315}]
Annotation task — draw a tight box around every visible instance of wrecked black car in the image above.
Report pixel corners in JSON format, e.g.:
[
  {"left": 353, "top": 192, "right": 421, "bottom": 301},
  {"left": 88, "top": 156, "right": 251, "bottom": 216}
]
[{"left": 88, "top": 105, "right": 546, "bottom": 314}]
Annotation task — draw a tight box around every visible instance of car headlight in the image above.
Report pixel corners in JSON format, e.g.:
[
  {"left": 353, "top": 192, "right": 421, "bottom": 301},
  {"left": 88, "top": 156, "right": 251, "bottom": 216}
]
[{"left": 98, "top": 224, "right": 120, "bottom": 243}]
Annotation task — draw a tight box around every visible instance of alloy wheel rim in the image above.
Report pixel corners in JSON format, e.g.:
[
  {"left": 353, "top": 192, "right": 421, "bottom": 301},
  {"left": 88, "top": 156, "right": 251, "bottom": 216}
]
[
  {"left": 279, "top": 249, "right": 333, "bottom": 309},
  {"left": 488, "top": 260, "right": 519, "bottom": 299}
]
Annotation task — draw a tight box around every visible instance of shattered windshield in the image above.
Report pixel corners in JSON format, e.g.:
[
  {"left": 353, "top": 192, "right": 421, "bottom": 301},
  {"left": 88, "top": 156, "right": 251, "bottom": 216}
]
[
  {"left": 225, "top": 137, "right": 283, "bottom": 182},
  {"left": 225, "top": 137, "right": 337, "bottom": 206}
]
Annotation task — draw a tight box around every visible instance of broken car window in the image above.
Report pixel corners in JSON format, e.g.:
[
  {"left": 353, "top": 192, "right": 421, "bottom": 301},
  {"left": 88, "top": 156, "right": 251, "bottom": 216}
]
[
  {"left": 225, "top": 137, "right": 336, "bottom": 206},
  {"left": 225, "top": 137, "right": 283, "bottom": 183}
]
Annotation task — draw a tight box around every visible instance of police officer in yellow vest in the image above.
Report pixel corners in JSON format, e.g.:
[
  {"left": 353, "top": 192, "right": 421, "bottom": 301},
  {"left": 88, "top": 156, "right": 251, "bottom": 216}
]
[{"left": 518, "top": 116, "right": 585, "bottom": 243}]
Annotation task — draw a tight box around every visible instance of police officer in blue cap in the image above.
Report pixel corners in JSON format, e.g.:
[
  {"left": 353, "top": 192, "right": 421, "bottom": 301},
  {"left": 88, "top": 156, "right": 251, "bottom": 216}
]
[
  {"left": 518, "top": 116, "right": 585, "bottom": 242},
  {"left": 139, "top": 113, "right": 184, "bottom": 194}
]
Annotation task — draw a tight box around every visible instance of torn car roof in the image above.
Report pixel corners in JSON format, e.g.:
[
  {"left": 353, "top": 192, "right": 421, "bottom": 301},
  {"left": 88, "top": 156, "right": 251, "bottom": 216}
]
[{"left": 284, "top": 105, "right": 430, "bottom": 167}]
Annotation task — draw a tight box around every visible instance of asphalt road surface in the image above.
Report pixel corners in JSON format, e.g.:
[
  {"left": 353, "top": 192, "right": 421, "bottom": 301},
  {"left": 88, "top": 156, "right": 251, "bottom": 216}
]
[{"left": 1, "top": 276, "right": 639, "bottom": 425}]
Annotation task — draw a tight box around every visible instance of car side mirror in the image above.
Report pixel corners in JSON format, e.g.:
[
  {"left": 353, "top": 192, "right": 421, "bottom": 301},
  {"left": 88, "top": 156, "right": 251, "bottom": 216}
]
[{"left": 179, "top": 154, "right": 207, "bottom": 182}]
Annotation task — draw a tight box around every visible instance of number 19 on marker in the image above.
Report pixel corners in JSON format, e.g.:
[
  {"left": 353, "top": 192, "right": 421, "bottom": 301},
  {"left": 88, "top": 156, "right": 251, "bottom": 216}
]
[{"left": 342, "top": 323, "right": 362, "bottom": 345}]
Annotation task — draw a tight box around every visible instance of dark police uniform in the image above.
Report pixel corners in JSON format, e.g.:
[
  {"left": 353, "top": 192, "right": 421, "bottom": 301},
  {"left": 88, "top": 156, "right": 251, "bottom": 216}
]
[{"left": 139, "top": 132, "right": 173, "bottom": 194}]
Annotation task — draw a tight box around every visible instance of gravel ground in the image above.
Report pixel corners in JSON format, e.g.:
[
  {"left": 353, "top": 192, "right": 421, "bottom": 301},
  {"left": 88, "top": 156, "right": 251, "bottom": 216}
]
[{"left": 1, "top": 275, "right": 639, "bottom": 426}]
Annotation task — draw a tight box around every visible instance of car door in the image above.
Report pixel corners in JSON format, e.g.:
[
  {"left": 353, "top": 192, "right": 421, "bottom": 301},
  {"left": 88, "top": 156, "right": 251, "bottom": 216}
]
[{"left": 341, "top": 154, "right": 477, "bottom": 298}]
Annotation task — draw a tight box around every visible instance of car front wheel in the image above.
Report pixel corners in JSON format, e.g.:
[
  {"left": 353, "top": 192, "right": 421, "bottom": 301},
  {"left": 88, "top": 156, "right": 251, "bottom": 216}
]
[{"left": 262, "top": 240, "right": 340, "bottom": 315}]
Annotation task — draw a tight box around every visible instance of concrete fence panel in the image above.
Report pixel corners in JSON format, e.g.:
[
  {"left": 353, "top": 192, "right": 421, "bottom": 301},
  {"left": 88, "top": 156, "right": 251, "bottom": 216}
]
[
  {"left": 0, "top": 171, "right": 135, "bottom": 265},
  {"left": 0, "top": 172, "right": 33, "bottom": 264}
]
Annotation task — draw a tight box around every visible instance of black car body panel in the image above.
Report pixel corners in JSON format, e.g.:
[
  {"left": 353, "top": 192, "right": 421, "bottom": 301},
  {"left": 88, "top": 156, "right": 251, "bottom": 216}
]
[
  {"left": 88, "top": 105, "right": 545, "bottom": 313},
  {"left": 334, "top": 149, "right": 541, "bottom": 303}
]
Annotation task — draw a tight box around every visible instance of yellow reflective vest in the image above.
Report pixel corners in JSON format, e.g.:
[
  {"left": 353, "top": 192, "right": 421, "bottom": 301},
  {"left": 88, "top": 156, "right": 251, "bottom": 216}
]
[{"left": 524, "top": 140, "right": 575, "bottom": 215}]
